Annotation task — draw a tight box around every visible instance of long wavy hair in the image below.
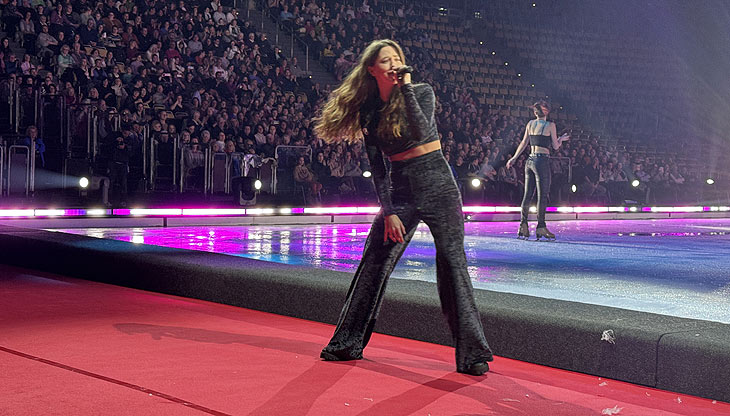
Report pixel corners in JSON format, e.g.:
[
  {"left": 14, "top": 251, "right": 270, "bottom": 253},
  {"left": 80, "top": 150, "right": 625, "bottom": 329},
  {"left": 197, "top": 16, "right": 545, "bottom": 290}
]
[{"left": 313, "top": 39, "right": 407, "bottom": 143}]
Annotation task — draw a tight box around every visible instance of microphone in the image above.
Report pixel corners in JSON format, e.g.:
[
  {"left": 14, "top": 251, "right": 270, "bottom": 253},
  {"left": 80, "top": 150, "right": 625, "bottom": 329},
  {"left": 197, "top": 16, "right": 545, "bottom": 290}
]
[{"left": 396, "top": 66, "right": 413, "bottom": 79}]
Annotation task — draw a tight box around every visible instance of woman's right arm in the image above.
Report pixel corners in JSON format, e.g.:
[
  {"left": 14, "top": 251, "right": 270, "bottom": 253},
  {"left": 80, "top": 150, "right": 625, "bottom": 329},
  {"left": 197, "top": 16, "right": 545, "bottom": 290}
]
[
  {"left": 365, "top": 138, "right": 394, "bottom": 216},
  {"left": 366, "top": 138, "right": 406, "bottom": 243},
  {"left": 507, "top": 123, "right": 530, "bottom": 169}
]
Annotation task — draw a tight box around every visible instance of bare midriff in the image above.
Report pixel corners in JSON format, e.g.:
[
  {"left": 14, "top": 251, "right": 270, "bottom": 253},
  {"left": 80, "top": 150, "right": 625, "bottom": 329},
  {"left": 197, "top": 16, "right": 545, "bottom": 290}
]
[
  {"left": 389, "top": 140, "right": 441, "bottom": 162},
  {"left": 530, "top": 145, "right": 550, "bottom": 154}
]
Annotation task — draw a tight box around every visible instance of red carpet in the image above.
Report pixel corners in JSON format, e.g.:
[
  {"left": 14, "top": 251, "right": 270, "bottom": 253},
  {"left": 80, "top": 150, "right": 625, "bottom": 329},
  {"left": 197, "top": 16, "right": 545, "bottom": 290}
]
[{"left": 1, "top": 265, "right": 728, "bottom": 415}]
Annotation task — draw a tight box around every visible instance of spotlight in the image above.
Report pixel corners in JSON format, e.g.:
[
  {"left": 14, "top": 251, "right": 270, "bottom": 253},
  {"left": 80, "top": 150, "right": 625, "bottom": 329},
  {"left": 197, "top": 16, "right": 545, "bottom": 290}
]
[
  {"left": 706, "top": 178, "right": 715, "bottom": 185},
  {"left": 362, "top": 170, "right": 372, "bottom": 178},
  {"left": 632, "top": 179, "right": 640, "bottom": 188},
  {"left": 254, "top": 179, "right": 262, "bottom": 190},
  {"left": 471, "top": 178, "right": 481, "bottom": 188},
  {"left": 571, "top": 184, "right": 577, "bottom": 193},
  {"left": 79, "top": 177, "right": 90, "bottom": 189}
]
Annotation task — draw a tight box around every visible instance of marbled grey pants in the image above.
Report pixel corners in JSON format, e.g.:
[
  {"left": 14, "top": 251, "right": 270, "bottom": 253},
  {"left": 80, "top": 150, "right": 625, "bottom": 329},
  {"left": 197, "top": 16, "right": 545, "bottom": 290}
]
[{"left": 322, "top": 150, "right": 493, "bottom": 372}]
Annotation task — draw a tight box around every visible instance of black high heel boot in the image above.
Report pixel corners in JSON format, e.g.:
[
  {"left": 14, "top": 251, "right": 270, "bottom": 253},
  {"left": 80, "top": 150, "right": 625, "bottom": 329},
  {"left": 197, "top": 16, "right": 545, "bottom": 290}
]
[
  {"left": 535, "top": 226, "right": 555, "bottom": 241},
  {"left": 320, "top": 347, "right": 363, "bottom": 361},
  {"left": 460, "top": 361, "right": 490, "bottom": 376},
  {"left": 517, "top": 222, "right": 530, "bottom": 240}
]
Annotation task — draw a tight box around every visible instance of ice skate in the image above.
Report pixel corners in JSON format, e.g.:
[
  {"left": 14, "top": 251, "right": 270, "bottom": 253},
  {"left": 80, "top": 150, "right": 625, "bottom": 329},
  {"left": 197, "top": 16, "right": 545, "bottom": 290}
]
[
  {"left": 535, "top": 227, "right": 555, "bottom": 241},
  {"left": 518, "top": 222, "right": 530, "bottom": 240}
]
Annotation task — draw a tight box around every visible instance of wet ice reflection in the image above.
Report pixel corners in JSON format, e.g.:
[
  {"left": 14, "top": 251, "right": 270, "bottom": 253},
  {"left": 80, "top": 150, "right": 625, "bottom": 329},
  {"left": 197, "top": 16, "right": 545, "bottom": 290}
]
[{"left": 50, "top": 218, "right": 730, "bottom": 324}]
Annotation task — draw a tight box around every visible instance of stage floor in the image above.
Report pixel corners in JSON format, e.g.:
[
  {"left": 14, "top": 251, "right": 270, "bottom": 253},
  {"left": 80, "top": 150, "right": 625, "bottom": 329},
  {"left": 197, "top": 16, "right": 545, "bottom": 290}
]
[
  {"left": 5, "top": 266, "right": 728, "bottom": 415},
  {"left": 51, "top": 218, "right": 730, "bottom": 324}
]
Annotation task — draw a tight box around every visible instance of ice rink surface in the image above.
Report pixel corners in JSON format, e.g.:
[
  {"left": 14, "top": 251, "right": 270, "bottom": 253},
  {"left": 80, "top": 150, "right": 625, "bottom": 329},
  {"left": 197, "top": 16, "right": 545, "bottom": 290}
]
[{"left": 53, "top": 218, "right": 730, "bottom": 324}]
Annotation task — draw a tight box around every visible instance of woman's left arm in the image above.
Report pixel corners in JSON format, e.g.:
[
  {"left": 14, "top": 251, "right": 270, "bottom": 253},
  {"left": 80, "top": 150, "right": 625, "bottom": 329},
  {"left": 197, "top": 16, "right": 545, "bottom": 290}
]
[
  {"left": 551, "top": 122, "right": 569, "bottom": 149},
  {"left": 400, "top": 79, "right": 435, "bottom": 140}
]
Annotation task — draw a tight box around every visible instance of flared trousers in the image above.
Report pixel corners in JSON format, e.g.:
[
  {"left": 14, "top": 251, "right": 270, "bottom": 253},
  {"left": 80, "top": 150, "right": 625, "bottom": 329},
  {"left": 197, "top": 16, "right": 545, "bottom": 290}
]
[{"left": 322, "top": 151, "right": 493, "bottom": 371}]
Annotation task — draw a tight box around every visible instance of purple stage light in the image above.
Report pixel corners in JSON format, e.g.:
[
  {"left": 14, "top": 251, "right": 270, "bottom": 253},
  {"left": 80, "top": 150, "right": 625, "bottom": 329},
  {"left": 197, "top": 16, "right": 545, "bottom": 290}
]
[
  {"left": 1, "top": 205, "right": 726, "bottom": 219},
  {"left": 463, "top": 206, "right": 496, "bottom": 213},
  {"left": 182, "top": 209, "right": 247, "bottom": 216},
  {"left": 573, "top": 207, "right": 610, "bottom": 213}
]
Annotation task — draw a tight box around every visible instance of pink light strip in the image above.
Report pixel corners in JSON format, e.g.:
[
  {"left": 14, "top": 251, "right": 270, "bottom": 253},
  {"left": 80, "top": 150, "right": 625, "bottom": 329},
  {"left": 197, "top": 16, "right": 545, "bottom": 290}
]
[
  {"left": 356, "top": 207, "right": 381, "bottom": 214},
  {"left": 462, "top": 206, "right": 496, "bottom": 213},
  {"left": 648, "top": 206, "right": 705, "bottom": 213},
  {"left": 493, "top": 206, "right": 521, "bottom": 213},
  {"left": 1, "top": 205, "right": 725, "bottom": 218},
  {"left": 246, "top": 208, "right": 276, "bottom": 215},
  {"left": 304, "top": 207, "right": 351, "bottom": 214},
  {"left": 0, "top": 209, "right": 35, "bottom": 218},
  {"left": 573, "top": 207, "right": 610, "bottom": 213},
  {"left": 117, "top": 208, "right": 184, "bottom": 216},
  {"left": 181, "top": 209, "right": 247, "bottom": 216},
  {"left": 32, "top": 209, "right": 111, "bottom": 217}
]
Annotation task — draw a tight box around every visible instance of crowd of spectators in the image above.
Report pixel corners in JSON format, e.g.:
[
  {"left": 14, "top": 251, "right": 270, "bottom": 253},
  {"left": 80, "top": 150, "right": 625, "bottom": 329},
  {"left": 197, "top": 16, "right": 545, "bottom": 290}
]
[
  {"left": 265, "top": 0, "right": 713, "bottom": 205},
  {"left": 0, "top": 0, "right": 721, "bottom": 206}
]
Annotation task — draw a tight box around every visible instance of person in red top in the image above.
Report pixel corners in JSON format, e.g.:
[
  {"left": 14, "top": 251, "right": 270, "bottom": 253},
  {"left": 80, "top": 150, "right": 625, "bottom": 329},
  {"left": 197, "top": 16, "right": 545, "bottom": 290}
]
[{"left": 314, "top": 39, "right": 493, "bottom": 376}]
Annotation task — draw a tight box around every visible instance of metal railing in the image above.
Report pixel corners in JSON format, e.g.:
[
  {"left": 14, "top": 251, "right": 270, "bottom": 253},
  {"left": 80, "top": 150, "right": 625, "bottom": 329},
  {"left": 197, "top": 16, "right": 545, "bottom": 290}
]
[
  {"left": 65, "top": 104, "right": 96, "bottom": 160},
  {"left": 39, "top": 94, "right": 66, "bottom": 146},
  {"left": 18, "top": 88, "right": 40, "bottom": 134},
  {"left": 261, "top": 157, "right": 277, "bottom": 194},
  {"left": 199, "top": 152, "right": 273, "bottom": 195},
  {"left": 259, "top": 0, "right": 310, "bottom": 73},
  {"left": 274, "top": 145, "right": 311, "bottom": 195},
  {"left": 142, "top": 124, "right": 150, "bottom": 191},
  {"left": 1, "top": 79, "right": 17, "bottom": 133},
  {"left": 208, "top": 152, "right": 229, "bottom": 194},
  {"left": 0, "top": 144, "right": 4, "bottom": 196},
  {"left": 7, "top": 145, "right": 31, "bottom": 196},
  {"left": 149, "top": 134, "right": 180, "bottom": 190},
  {"left": 550, "top": 156, "right": 572, "bottom": 184}
]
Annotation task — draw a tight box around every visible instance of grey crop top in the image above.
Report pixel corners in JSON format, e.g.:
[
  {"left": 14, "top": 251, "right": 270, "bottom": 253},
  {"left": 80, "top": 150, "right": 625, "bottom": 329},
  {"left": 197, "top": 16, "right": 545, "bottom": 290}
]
[
  {"left": 363, "top": 83, "right": 439, "bottom": 215},
  {"left": 528, "top": 119, "right": 552, "bottom": 149}
]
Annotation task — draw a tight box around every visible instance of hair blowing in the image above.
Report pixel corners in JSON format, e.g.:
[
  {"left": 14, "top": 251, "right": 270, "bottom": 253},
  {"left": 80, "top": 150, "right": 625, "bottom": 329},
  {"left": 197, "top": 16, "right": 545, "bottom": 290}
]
[{"left": 313, "top": 39, "right": 407, "bottom": 143}]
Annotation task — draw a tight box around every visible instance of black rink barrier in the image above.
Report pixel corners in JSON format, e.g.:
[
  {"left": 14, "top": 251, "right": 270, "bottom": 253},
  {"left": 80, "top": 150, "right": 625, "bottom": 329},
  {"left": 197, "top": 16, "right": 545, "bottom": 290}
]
[{"left": 1, "top": 224, "right": 728, "bottom": 403}]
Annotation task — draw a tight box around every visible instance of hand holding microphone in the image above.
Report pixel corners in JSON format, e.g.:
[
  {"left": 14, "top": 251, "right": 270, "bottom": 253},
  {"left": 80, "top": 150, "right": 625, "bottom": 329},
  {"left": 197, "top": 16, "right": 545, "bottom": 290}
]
[{"left": 396, "top": 65, "right": 413, "bottom": 85}]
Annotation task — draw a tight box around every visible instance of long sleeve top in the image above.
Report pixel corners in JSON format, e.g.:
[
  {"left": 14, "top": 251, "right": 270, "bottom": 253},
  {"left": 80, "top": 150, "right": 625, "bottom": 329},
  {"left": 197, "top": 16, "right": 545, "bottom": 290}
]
[{"left": 363, "top": 83, "right": 438, "bottom": 215}]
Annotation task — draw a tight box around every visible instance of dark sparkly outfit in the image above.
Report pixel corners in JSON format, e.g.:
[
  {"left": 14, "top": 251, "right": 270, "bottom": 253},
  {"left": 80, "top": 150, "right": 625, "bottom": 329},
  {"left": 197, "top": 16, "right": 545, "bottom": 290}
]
[{"left": 321, "top": 83, "right": 493, "bottom": 373}]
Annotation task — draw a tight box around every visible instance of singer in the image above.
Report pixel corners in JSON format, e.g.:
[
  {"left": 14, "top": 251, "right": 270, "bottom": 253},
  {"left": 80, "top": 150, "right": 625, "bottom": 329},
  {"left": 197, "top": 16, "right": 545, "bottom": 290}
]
[{"left": 314, "top": 39, "right": 494, "bottom": 375}]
